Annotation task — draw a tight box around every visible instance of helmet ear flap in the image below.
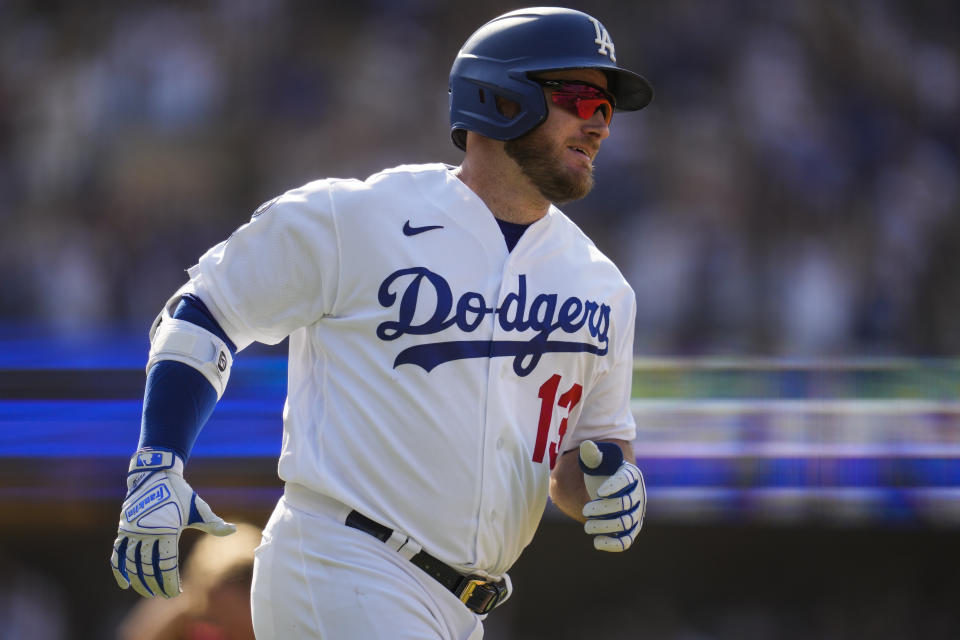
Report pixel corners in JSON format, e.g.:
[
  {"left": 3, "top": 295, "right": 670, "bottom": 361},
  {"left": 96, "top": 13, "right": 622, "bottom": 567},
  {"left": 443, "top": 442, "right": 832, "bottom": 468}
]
[
  {"left": 448, "top": 74, "right": 547, "bottom": 149},
  {"left": 451, "top": 90, "right": 527, "bottom": 150}
]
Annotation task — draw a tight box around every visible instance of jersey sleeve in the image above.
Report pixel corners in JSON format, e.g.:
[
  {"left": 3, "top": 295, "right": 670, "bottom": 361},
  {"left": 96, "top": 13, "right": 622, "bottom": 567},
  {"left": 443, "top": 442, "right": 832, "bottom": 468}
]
[
  {"left": 567, "top": 288, "right": 637, "bottom": 449},
  {"left": 185, "top": 181, "right": 340, "bottom": 350}
]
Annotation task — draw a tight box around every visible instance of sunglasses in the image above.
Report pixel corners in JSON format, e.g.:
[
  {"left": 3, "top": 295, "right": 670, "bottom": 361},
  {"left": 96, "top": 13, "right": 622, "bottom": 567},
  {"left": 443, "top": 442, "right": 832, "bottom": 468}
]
[{"left": 532, "top": 79, "right": 615, "bottom": 126}]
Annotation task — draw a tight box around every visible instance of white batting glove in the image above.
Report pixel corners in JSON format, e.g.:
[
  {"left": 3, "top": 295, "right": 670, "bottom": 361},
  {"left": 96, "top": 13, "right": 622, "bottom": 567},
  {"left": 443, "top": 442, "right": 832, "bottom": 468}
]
[
  {"left": 110, "top": 449, "right": 236, "bottom": 598},
  {"left": 579, "top": 440, "right": 647, "bottom": 552}
]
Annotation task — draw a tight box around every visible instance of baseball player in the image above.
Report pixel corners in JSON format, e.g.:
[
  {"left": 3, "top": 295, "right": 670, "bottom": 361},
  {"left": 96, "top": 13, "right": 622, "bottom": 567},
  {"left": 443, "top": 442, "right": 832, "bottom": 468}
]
[{"left": 110, "top": 7, "right": 652, "bottom": 639}]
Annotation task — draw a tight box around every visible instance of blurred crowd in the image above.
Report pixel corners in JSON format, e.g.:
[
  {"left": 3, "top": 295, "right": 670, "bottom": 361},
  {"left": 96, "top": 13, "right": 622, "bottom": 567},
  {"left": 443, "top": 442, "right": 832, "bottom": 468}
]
[{"left": 0, "top": 0, "right": 958, "bottom": 356}]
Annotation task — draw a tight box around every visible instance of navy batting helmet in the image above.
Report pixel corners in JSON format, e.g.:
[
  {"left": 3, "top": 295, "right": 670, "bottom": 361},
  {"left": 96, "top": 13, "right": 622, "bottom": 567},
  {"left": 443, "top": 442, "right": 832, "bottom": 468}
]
[{"left": 449, "top": 6, "right": 654, "bottom": 150}]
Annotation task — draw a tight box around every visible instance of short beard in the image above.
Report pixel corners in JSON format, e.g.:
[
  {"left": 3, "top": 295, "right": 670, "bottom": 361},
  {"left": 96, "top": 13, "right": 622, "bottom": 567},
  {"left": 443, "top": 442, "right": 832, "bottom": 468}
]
[{"left": 504, "top": 128, "right": 595, "bottom": 204}]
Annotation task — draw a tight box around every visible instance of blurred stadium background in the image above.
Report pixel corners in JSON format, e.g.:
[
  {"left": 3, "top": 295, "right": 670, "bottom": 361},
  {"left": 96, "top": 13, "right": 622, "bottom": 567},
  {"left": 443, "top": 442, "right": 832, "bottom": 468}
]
[{"left": 1, "top": 0, "right": 959, "bottom": 638}]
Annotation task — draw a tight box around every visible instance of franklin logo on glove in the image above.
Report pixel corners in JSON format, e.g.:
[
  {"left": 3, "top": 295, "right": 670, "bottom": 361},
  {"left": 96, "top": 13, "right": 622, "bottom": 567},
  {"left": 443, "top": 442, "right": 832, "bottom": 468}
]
[{"left": 125, "top": 484, "right": 170, "bottom": 520}]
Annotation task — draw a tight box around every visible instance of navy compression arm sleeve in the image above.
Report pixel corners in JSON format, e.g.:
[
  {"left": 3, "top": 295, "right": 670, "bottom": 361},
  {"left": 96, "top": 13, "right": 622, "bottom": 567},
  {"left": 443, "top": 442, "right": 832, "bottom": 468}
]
[{"left": 137, "top": 295, "right": 237, "bottom": 461}]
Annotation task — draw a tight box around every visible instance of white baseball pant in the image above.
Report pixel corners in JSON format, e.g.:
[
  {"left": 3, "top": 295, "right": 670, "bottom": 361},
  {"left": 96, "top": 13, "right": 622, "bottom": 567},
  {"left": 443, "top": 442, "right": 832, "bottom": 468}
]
[{"left": 251, "top": 485, "right": 484, "bottom": 639}]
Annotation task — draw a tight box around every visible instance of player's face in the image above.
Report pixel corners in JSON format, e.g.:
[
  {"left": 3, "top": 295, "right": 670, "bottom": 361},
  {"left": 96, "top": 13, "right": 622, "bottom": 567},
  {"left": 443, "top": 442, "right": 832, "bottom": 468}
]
[{"left": 505, "top": 69, "right": 612, "bottom": 204}]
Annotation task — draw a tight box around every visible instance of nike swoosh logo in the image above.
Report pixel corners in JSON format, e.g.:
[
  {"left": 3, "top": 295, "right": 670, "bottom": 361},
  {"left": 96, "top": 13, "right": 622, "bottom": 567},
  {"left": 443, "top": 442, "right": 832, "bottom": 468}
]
[{"left": 403, "top": 220, "right": 444, "bottom": 236}]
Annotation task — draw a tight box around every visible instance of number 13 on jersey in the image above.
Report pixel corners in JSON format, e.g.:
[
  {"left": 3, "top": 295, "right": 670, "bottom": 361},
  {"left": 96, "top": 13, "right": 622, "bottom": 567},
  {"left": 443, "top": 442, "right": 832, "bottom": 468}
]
[{"left": 531, "top": 373, "right": 583, "bottom": 469}]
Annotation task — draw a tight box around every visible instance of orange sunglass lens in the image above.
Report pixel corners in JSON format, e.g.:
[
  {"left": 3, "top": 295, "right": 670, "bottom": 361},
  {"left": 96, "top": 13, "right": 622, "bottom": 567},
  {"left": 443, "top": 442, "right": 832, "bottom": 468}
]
[
  {"left": 574, "top": 98, "right": 612, "bottom": 124},
  {"left": 549, "top": 85, "right": 613, "bottom": 125}
]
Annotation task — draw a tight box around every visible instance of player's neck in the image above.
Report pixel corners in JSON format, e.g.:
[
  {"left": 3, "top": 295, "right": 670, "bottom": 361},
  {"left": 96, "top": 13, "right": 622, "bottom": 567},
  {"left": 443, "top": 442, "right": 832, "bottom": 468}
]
[{"left": 455, "top": 146, "right": 550, "bottom": 224}]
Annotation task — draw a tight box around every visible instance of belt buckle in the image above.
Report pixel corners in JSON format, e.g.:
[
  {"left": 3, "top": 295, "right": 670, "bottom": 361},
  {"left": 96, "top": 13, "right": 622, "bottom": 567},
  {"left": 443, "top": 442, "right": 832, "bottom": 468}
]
[{"left": 458, "top": 577, "right": 505, "bottom": 615}]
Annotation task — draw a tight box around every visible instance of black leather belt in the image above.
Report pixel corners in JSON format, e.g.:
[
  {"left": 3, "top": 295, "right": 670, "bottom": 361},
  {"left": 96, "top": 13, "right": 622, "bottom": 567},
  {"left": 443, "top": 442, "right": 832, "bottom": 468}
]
[{"left": 345, "top": 510, "right": 508, "bottom": 615}]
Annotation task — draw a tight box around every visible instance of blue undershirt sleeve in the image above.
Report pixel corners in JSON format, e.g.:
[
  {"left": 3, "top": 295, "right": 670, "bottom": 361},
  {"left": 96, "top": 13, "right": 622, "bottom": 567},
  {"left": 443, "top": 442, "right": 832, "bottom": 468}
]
[{"left": 137, "top": 295, "right": 237, "bottom": 461}]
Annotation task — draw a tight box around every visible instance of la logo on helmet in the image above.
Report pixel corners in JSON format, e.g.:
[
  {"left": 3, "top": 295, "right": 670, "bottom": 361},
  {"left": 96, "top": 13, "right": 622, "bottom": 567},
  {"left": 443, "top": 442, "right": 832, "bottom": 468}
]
[{"left": 588, "top": 16, "right": 616, "bottom": 63}]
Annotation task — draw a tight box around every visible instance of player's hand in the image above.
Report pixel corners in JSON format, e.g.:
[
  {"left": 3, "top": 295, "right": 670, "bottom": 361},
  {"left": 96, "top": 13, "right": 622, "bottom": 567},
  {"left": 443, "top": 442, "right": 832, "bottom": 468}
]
[
  {"left": 578, "top": 440, "right": 646, "bottom": 552},
  {"left": 109, "top": 449, "right": 236, "bottom": 598}
]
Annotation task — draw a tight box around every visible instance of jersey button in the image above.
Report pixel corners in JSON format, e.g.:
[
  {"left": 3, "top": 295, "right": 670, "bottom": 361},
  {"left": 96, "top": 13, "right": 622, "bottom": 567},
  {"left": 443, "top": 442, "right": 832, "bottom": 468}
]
[{"left": 496, "top": 437, "right": 504, "bottom": 450}]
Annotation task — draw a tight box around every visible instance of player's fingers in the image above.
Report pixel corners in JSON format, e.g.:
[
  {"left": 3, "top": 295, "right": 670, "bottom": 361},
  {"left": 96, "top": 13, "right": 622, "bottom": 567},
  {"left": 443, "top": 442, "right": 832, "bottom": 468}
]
[
  {"left": 596, "top": 463, "right": 642, "bottom": 498},
  {"left": 586, "top": 469, "right": 646, "bottom": 518},
  {"left": 157, "top": 537, "right": 181, "bottom": 597},
  {"left": 127, "top": 540, "right": 155, "bottom": 598},
  {"left": 123, "top": 539, "right": 143, "bottom": 594},
  {"left": 592, "top": 523, "right": 639, "bottom": 553},
  {"left": 111, "top": 536, "right": 131, "bottom": 589},
  {"left": 583, "top": 493, "right": 633, "bottom": 518},
  {"left": 140, "top": 539, "right": 167, "bottom": 598},
  {"left": 584, "top": 504, "right": 641, "bottom": 535}
]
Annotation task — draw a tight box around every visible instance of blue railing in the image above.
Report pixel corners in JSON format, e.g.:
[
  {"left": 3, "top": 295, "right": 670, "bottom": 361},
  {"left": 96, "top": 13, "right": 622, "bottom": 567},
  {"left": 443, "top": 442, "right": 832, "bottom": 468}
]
[{"left": 3, "top": 329, "right": 960, "bottom": 525}]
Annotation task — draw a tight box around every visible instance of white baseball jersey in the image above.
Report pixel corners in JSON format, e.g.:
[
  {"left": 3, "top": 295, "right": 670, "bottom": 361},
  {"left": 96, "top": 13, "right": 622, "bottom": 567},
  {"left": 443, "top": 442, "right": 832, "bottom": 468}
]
[{"left": 186, "top": 163, "right": 636, "bottom": 577}]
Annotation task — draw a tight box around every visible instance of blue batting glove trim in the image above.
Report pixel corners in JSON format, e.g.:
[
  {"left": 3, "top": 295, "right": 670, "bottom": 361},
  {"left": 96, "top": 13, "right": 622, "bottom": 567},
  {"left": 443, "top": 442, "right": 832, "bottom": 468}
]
[
  {"left": 126, "top": 448, "right": 180, "bottom": 497},
  {"left": 592, "top": 501, "right": 642, "bottom": 522},
  {"left": 605, "top": 477, "right": 639, "bottom": 499},
  {"left": 187, "top": 492, "right": 203, "bottom": 526},
  {"left": 114, "top": 537, "right": 129, "bottom": 581},
  {"left": 578, "top": 441, "right": 623, "bottom": 476},
  {"left": 133, "top": 540, "right": 155, "bottom": 597},
  {"left": 151, "top": 540, "right": 167, "bottom": 596},
  {"left": 128, "top": 448, "right": 177, "bottom": 474}
]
